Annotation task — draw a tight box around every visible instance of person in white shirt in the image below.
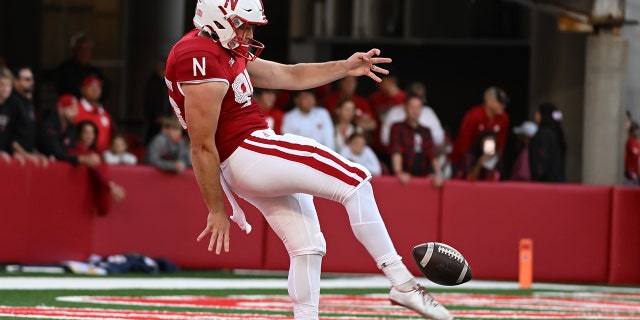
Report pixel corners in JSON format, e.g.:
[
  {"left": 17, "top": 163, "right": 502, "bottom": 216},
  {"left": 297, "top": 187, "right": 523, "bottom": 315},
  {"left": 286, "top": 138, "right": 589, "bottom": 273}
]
[
  {"left": 103, "top": 134, "right": 137, "bottom": 165},
  {"left": 282, "top": 90, "right": 335, "bottom": 150},
  {"left": 333, "top": 98, "right": 363, "bottom": 153},
  {"left": 340, "top": 132, "right": 382, "bottom": 176}
]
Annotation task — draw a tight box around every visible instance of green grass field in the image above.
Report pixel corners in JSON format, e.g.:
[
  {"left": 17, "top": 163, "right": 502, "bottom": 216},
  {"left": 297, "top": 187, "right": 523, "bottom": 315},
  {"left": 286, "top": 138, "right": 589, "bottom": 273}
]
[{"left": 1, "top": 270, "right": 639, "bottom": 319}]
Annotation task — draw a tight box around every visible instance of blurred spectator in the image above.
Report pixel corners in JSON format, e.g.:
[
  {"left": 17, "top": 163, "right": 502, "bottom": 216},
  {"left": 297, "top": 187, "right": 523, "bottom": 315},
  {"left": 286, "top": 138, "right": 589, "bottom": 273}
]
[
  {"left": 390, "top": 94, "right": 442, "bottom": 187},
  {"left": 452, "top": 86, "right": 510, "bottom": 166},
  {"left": 104, "top": 134, "right": 137, "bottom": 165},
  {"left": 381, "top": 82, "right": 445, "bottom": 148},
  {"left": 529, "top": 102, "right": 567, "bottom": 183},
  {"left": 457, "top": 132, "right": 501, "bottom": 181},
  {"left": 369, "top": 74, "right": 406, "bottom": 120},
  {"left": 144, "top": 59, "right": 172, "bottom": 144},
  {"left": 70, "top": 120, "right": 126, "bottom": 215},
  {"left": 624, "top": 121, "right": 639, "bottom": 186},
  {"left": 510, "top": 121, "right": 538, "bottom": 181},
  {"left": 340, "top": 132, "right": 382, "bottom": 176},
  {"left": 76, "top": 75, "right": 113, "bottom": 153},
  {"left": 38, "top": 94, "right": 100, "bottom": 166},
  {"left": 145, "top": 117, "right": 191, "bottom": 174},
  {"left": 56, "top": 32, "right": 110, "bottom": 100},
  {"left": 255, "top": 88, "right": 283, "bottom": 134},
  {"left": 333, "top": 98, "right": 363, "bottom": 152},
  {"left": 324, "top": 76, "right": 376, "bottom": 131},
  {"left": 0, "top": 67, "right": 15, "bottom": 161},
  {"left": 10, "top": 66, "right": 44, "bottom": 165},
  {"left": 282, "top": 90, "right": 335, "bottom": 150}
]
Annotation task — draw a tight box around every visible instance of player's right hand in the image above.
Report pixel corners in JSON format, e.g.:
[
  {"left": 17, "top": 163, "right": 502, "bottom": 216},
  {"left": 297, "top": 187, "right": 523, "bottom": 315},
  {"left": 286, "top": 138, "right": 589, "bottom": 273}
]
[{"left": 197, "top": 211, "right": 231, "bottom": 254}]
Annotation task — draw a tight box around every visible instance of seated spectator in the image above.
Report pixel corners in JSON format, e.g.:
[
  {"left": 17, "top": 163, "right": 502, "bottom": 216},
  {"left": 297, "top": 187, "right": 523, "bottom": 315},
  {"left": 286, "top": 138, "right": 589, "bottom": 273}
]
[
  {"left": 38, "top": 94, "right": 100, "bottom": 166},
  {"left": 255, "top": 88, "right": 283, "bottom": 134},
  {"left": 333, "top": 98, "right": 363, "bottom": 152},
  {"left": 456, "top": 132, "right": 501, "bottom": 181},
  {"left": 389, "top": 93, "right": 442, "bottom": 187},
  {"left": 625, "top": 121, "right": 640, "bottom": 186},
  {"left": 529, "top": 102, "right": 567, "bottom": 183},
  {"left": 380, "top": 82, "right": 445, "bottom": 148},
  {"left": 104, "top": 134, "right": 137, "bottom": 165},
  {"left": 324, "top": 76, "right": 376, "bottom": 131},
  {"left": 340, "top": 132, "right": 382, "bottom": 176},
  {"left": 282, "top": 90, "right": 335, "bottom": 150},
  {"left": 451, "top": 86, "right": 510, "bottom": 167},
  {"left": 70, "top": 120, "right": 126, "bottom": 215},
  {"left": 76, "top": 75, "right": 114, "bottom": 153},
  {"left": 145, "top": 117, "right": 191, "bottom": 174},
  {"left": 510, "top": 121, "right": 538, "bottom": 181}
]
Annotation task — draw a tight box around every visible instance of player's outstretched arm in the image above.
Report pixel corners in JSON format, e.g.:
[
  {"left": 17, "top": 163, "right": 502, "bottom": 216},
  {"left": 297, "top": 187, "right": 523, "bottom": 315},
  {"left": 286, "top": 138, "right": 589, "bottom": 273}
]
[
  {"left": 247, "top": 48, "right": 392, "bottom": 90},
  {"left": 183, "top": 81, "right": 231, "bottom": 255}
]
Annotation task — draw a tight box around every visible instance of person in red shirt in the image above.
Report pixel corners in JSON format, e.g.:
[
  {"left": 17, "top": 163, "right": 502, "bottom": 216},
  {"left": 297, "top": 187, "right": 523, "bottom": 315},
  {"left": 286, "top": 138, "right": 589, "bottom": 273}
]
[
  {"left": 369, "top": 74, "right": 405, "bottom": 120},
  {"left": 324, "top": 76, "right": 376, "bottom": 131},
  {"left": 624, "top": 122, "right": 640, "bottom": 186},
  {"left": 255, "top": 88, "right": 283, "bottom": 134},
  {"left": 452, "top": 86, "right": 510, "bottom": 166},
  {"left": 69, "top": 120, "right": 125, "bottom": 215},
  {"left": 164, "top": 1, "right": 452, "bottom": 319},
  {"left": 75, "top": 75, "right": 113, "bottom": 153}
]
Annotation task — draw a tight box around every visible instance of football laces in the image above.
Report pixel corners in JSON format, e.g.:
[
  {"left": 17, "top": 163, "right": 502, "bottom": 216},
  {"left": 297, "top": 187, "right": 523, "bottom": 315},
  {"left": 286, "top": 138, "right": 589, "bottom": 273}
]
[{"left": 438, "top": 246, "right": 464, "bottom": 263}]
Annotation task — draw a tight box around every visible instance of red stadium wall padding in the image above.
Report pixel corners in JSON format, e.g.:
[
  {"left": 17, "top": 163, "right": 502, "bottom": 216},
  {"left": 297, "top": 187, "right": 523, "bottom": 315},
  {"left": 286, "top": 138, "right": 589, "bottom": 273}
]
[
  {"left": 92, "top": 166, "right": 266, "bottom": 270},
  {"left": 608, "top": 187, "right": 640, "bottom": 284},
  {"left": 261, "top": 177, "right": 441, "bottom": 276},
  {"left": 440, "top": 181, "right": 611, "bottom": 283},
  {"left": 0, "top": 161, "right": 94, "bottom": 263}
]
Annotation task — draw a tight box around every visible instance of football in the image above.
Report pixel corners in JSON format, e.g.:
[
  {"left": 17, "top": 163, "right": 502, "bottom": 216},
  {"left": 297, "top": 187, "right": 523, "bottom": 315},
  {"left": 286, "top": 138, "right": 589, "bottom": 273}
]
[{"left": 412, "top": 242, "right": 472, "bottom": 286}]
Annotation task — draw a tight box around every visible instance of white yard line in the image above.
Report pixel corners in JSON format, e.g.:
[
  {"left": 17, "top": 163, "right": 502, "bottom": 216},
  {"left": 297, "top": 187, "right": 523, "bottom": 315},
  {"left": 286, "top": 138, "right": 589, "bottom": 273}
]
[{"left": 0, "top": 276, "right": 639, "bottom": 292}]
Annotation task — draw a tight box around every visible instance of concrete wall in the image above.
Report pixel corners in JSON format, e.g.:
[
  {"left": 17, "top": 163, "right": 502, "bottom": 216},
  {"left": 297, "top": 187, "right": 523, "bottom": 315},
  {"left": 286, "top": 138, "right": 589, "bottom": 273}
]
[{"left": 623, "top": 1, "right": 640, "bottom": 121}]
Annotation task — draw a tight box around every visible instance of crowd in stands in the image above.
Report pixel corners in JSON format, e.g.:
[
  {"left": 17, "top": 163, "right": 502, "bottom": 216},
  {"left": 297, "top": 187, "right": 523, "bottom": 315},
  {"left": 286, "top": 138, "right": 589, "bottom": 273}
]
[{"left": 1, "top": 31, "right": 639, "bottom": 215}]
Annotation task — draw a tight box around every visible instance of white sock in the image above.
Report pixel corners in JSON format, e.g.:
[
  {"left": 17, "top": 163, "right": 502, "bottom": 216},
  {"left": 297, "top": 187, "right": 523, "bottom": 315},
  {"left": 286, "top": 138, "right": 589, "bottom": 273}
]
[
  {"left": 344, "top": 182, "right": 416, "bottom": 289},
  {"left": 289, "top": 254, "right": 322, "bottom": 319}
]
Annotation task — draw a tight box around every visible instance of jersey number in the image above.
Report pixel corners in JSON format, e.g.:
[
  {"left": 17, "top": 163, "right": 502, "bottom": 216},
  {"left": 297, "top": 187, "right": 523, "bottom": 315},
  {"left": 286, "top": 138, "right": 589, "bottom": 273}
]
[{"left": 232, "top": 69, "right": 253, "bottom": 108}]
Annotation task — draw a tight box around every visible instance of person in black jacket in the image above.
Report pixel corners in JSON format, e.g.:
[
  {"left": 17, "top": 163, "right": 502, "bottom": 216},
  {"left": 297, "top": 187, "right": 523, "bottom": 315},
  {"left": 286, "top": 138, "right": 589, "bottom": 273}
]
[
  {"left": 529, "top": 102, "right": 567, "bottom": 182},
  {"left": 38, "top": 94, "right": 100, "bottom": 166}
]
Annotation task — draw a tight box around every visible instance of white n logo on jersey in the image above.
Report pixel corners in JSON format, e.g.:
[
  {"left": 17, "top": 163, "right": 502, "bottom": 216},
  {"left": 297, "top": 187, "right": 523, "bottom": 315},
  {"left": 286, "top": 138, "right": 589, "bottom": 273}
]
[{"left": 193, "top": 57, "right": 206, "bottom": 76}]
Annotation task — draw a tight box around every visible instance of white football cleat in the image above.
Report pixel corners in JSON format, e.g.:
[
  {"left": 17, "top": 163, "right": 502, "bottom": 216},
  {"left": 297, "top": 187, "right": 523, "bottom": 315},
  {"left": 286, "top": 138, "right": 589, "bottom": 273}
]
[{"left": 389, "top": 285, "right": 453, "bottom": 320}]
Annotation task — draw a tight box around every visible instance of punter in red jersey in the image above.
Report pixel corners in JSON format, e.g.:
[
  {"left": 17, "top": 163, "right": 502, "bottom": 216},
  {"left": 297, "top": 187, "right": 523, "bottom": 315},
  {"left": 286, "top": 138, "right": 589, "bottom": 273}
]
[{"left": 165, "top": 1, "right": 452, "bottom": 319}]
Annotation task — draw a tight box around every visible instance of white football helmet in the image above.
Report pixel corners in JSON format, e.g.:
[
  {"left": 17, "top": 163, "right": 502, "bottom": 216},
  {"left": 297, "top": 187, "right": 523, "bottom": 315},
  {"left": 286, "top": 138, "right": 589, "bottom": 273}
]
[{"left": 193, "top": 0, "right": 268, "bottom": 61}]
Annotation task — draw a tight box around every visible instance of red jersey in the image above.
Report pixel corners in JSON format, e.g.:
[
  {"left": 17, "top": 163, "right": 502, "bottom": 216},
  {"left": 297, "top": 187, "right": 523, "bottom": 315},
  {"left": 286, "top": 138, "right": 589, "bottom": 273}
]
[
  {"left": 165, "top": 30, "right": 268, "bottom": 161},
  {"left": 625, "top": 136, "right": 640, "bottom": 181},
  {"left": 75, "top": 98, "right": 113, "bottom": 153},
  {"left": 452, "top": 105, "right": 509, "bottom": 164}
]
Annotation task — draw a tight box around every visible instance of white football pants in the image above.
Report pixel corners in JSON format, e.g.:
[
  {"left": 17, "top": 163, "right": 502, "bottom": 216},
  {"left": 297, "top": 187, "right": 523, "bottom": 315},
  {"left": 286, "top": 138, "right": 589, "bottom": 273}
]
[{"left": 220, "top": 129, "right": 413, "bottom": 319}]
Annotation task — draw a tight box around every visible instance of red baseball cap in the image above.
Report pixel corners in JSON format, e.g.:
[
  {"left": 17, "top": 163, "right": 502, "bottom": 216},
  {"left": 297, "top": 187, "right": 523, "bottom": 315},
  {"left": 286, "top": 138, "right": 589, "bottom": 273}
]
[
  {"left": 57, "top": 94, "right": 78, "bottom": 109},
  {"left": 81, "top": 75, "right": 103, "bottom": 87}
]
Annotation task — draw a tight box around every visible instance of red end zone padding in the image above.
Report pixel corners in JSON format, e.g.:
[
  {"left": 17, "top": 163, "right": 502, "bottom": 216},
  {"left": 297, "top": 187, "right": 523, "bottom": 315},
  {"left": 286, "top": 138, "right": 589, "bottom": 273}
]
[
  {"left": 92, "top": 166, "right": 266, "bottom": 270},
  {"left": 608, "top": 186, "right": 640, "bottom": 284},
  {"left": 262, "top": 177, "right": 441, "bottom": 276},
  {"left": 0, "top": 161, "right": 94, "bottom": 263},
  {"left": 440, "top": 181, "right": 611, "bottom": 283}
]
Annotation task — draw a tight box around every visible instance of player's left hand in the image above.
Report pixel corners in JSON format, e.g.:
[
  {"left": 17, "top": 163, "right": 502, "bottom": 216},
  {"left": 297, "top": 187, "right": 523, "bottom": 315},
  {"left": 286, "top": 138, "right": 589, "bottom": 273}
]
[{"left": 344, "top": 48, "right": 392, "bottom": 82}]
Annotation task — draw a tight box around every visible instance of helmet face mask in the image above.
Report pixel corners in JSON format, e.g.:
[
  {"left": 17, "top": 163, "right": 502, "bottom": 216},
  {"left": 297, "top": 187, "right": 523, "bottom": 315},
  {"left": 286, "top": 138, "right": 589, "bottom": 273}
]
[{"left": 194, "top": 0, "right": 268, "bottom": 61}]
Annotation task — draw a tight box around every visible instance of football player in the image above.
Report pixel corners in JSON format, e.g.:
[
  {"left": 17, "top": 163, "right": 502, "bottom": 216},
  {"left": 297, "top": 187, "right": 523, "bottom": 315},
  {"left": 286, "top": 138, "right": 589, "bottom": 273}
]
[{"left": 165, "top": 1, "right": 453, "bottom": 319}]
